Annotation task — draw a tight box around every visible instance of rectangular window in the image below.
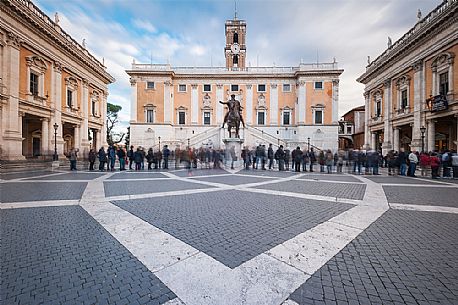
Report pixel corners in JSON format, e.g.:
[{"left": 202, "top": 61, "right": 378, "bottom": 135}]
[
  {"left": 283, "top": 84, "right": 291, "bottom": 92},
  {"left": 231, "top": 84, "right": 239, "bottom": 92},
  {"left": 314, "top": 81, "right": 323, "bottom": 90},
  {"left": 178, "top": 111, "right": 186, "bottom": 124},
  {"left": 257, "top": 111, "right": 265, "bottom": 125},
  {"left": 257, "top": 84, "right": 266, "bottom": 92},
  {"left": 146, "top": 110, "right": 154, "bottom": 123},
  {"left": 401, "top": 89, "right": 408, "bottom": 108},
  {"left": 178, "top": 84, "right": 187, "bottom": 92},
  {"left": 203, "top": 112, "right": 211, "bottom": 125},
  {"left": 439, "top": 72, "right": 449, "bottom": 95},
  {"left": 91, "top": 100, "right": 96, "bottom": 116},
  {"left": 67, "top": 89, "right": 73, "bottom": 107},
  {"left": 315, "top": 110, "right": 323, "bottom": 124},
  {"left": 146, "top": 81, "right": 155, "bottom": 89},
  {"left": 30, "top": 72, "right": 39, "bottom": 95},
  {"left": 347, "top": 126, "right": 352, "bottom": 134},
  {"left": 283, "top": 112, "right": 290, "bottom": 125},
  {"left": 203, "top": 84, "right": 211, "bottom": 92}
]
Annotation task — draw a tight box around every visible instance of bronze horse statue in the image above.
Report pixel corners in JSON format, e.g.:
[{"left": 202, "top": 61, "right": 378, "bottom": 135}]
[{"left": 220, "top": 95, "right": 245, "bottom": 138}]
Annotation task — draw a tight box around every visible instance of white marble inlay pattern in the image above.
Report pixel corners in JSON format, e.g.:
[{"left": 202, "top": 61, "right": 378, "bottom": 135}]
[
  {"left": 390, "top": 203, "right": 458, "bottom": 214},
  {"left": 3, "top": 169, "right": 397, "bottom": 305},
  {"left": 0, "top": 199, "right": 80, "bottom": 209}
]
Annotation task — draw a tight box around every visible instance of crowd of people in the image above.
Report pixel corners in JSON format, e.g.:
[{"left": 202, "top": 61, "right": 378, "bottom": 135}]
[{"left": 70, "top": 143, "right": 458, "bottom": 179}]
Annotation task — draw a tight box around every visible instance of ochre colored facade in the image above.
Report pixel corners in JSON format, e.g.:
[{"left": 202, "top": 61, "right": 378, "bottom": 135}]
[
  {"left": 0, "top": 0, "right": 114, "bottom": 161},
  {"left": 358, "top": 0, "right": 458, "bottom": 154},
  {"left": 127, "top": 16, "right": 343, "bottom": 151}
]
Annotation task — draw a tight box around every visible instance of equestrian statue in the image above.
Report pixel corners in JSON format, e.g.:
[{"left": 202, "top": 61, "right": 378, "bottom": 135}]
[{"left": 220, "top": 94, "right": 245, "bottom": 138}]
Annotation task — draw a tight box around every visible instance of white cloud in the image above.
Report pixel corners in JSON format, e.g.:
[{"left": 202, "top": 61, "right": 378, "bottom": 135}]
[
  {"left": 132, "top": 19, "right": 157, "bottom": 33},
  {"left": 190, "top": 44, "right": 207, "bottom": 56}
]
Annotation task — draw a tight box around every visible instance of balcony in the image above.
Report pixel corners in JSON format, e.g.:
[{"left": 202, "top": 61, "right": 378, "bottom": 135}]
[{"left": 395, "top": 106, "right": 411, "bottom": 116}]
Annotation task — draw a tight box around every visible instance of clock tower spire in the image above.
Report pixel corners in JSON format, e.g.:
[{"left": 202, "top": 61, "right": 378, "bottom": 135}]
[{"left": 225, "top": 13, "right": 246, "bottom": 70}]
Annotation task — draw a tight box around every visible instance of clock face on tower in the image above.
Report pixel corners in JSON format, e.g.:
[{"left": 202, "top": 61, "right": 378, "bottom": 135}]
[{"left": 231, "top": 43, "right": 240, "bottom": 54}]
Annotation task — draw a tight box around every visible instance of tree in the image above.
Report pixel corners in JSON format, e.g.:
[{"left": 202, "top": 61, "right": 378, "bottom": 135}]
[{"left": 106, "top": 102, "right": 125, "bottom": 146}]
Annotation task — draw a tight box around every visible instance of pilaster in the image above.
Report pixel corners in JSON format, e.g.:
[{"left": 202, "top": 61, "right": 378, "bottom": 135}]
[
  {"left": 270, "top": 83, "right": 278, "bottom": 125},
  {"left": 297, "top": 81, "right": 306, "bottom": 124},
  {"left": 412, "top": 60, "right": 423, "bottom": 151},
  {"left": 245, "top": 84, "right": 253, "bottom": 125},
  {"left": 382, "top": 79, "right": 392, "bottom": 154},
  {"left": 427, "top": 119, "right": 436, "bottom": 152},
  {"left": 393, "top": 127, "right": 400, "bottom": 152},
  {"left": 191, "top": 84, "right": 199, "bottom": 125},
  {"left": 332, "top": 79, "right": 339, "bottom": 123},
  {"left": 41, "top": 118, "right": 49, "bottom": 156},
  {"left": 164, "top": 81, "right": 172, "bottom": 124},
  {"left": 130, "top": 79, "right": 137, "bottom": 122},
  {"left": 364, "top": 92, "right": 370, "bottom": 148}
]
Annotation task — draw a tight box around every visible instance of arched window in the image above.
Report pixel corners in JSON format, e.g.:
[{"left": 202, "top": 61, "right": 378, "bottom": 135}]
[
  {"left": 233, "top": 55, "right": 239, "bottom": 65},
  {"left": 233, "top": 32, "right": 239, "bottom": 44}
]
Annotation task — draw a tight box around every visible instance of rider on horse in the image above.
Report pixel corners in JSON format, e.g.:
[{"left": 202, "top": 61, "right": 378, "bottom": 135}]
[{"left": 220, "top": 94, "right": 245, "bottom": 128}]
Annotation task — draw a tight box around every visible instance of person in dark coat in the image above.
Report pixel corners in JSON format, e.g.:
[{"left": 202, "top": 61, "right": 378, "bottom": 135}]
[
  {"left": 294, "top": 147, "right": 303, "bottom": 172},
  {"left": 275, "top": 145, "right": 286, "bottom": 171},
  {"left": 162, "top": 145, "right": 170, "bottom": 169},
  {"left": 98, "top": 147, "right": 107, "bottom": 171},
  {"left": 267, "top": 144, "right": 274, "bottom": 170},
  {"left": 127, "top": 145, "right": 134, "bottom": 170},
  {"left": 146, "top": 148, "right": 154, "bottom": 170},
  {"left": 88, "top": 148, "right": 96, "bottom": 171},
  {"left": 134, "top": 148, "right": 143, "bottom": 171},
  {"left": 117, "top": 147, "right": 126, "bottom": 171}
]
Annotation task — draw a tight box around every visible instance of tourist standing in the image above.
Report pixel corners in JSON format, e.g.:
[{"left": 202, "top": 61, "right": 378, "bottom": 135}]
[
  {"left": 397, "top": 148, "right": 407, "bottom": 176},
  {"left": 88, "top": 148, "right": 96, "bottom": 171},
  {"left": 275, "top": 145, "right": 285, "bottom": 171},
  {"left": 294, "top": 147, "right": 302, "bottom": 172},
  {"left": 163, "top": 145, "right": 170, "bottom": 169},
  {"left": 268, "top": 144, "right": 274, "bottom": 170},
  {"left": 98, "top": 147, "right": 107, "bottom": 171},
  {"left": 69, "top": 148, "right": 78, "bottom": 171},
  {"left": 430, "top": 152, "right": 440, "bottom": 179},
  {"left": 408, "top": 149, "right": 418, "bottom": 177},
  {"left": 127, "top": 145, "right": 134, "bottom": 170},
  {"left": 134, "top": 147, "right": 143, "bottom": 171},
  {"left": 117, "top": 146, "right": 126, "bottom": 171}
]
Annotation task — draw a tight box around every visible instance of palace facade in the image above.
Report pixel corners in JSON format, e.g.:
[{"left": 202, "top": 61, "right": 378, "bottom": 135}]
[
  {"left": 127, "top": 16, "right": 343, "bottom": 151},
  {"left": 357, "top": 0, "right": 458, "bottom": 155},
  {"left": 0, "top": 0, "right": 114, "bottom": 161}
]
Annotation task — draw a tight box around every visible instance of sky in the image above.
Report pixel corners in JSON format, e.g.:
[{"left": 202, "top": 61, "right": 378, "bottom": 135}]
[{"left": 34, "top": 0, "right": 441, "bottom": 133}]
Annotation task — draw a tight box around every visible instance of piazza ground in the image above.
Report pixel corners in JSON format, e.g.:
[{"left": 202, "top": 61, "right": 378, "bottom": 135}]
[{"left": 1, "top": 168, "right": 457, "bottom": 305}]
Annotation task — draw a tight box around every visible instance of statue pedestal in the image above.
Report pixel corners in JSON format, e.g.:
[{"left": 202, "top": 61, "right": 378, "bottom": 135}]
[{"left": 222, "top": 137, "right": 244, "bottom": 169}]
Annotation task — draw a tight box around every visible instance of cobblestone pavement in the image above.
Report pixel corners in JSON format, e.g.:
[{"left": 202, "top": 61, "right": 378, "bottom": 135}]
[
  {"left": 1, "top": 167, "right": 458, "bottom": 305},
  {"left": 289, "top": 209, "right": 458, "bottom": 305},
  {"left": 0, "top": 206, "right": 176, "bottom": 305},
  {"left": 383, "top": 185, "right": 458, "bottom": 207},
  {"left": 255, "top": 180, "right": 367, "bottom": 200},
  {"left": 112, "top": 190, "right": 352, "bottom": 268},
  {"left": 1, "top": 182, "right": 87, "bottom": 203}
]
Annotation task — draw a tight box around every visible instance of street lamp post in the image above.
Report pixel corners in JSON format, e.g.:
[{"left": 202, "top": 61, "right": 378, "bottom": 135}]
[
  {"left": 158, "top": 136, "right": 161, "bottom": 151},
  {"left": 420, "top": 126, "right": 426, "bottom": 153},
  {"left": 53, "top": 123, "right": 58, "bottom": 161},
  {"left": 307, "top": 137, "right": 310, "bottom": 151}
]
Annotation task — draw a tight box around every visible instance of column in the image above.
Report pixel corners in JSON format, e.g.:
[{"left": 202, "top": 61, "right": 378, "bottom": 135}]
[
  {"left": 41, "top": 118, "right": 49, "bottom": 157},
  {"left": 80, "top": 79, "right": 89, "bottom": 156},
  {"left": 382, "top": 79, "right": 392, "bottom": 154},
  {"left": 130, "top": 79, "right": 137, "bottom": 122},
  {"left": 216, "top": 84, "right": 224, "bottom": 124},
  {"left": 411, "top": 60, "right": 423, "bottom": 151},
  {"left": 364, "top": 92, "right": 370, "bottom": 147},
  {"left": 427, "top": 120, "right": 435, "bottom": 152},
  {"left": 331, "top": 79, "right": 339, "bottom": 123},
  {"left": 101, "top": 92, "right": 108, "bottom": 146},
  {"left": 163, "top": 81, "right": 172, "bottom": 124},
  {"left": 297, "top": 81, "right": 306, "bottom": 124},
  {"left": 431, "top": 67, "right": 437, "bottom": 95},
  {"left": 245, "top": 84, "right": 253, "bottom": 125},
  {"left": 74, "top": 124, "right": 80, "bottom": 150},
  {"left": 3, "top": 32, "right": 24, "bottom": 159},
  {"left": 393, "top": 127, "right": 400, "bottom": 152},
  {"left": 96, "top": 130, "right": 102, "bottom": 149},
  {"left": 448, "top": 57, "right": 454, "bottom": 94},
  {"left": 270, "top": 83, "right": 278, "bottom": 125},
  {"left": 191, "top": 84, "right": 198, "bottom": 125},
  {"left": 371, "top": 133, "right": 376, "bottom": 150}
]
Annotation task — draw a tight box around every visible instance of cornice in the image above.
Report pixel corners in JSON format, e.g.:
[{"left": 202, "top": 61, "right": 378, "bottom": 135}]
[
  {"left": 1, "top": 0, "right": 115, "bottom": 84},
  {"left": 358, "top": 1, "right": 457, "bottom": 84}
]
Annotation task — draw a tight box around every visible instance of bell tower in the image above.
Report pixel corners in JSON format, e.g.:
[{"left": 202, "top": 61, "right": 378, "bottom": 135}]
[{"left": 225, "top": 10, "right": 246, "bottom": 70}]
